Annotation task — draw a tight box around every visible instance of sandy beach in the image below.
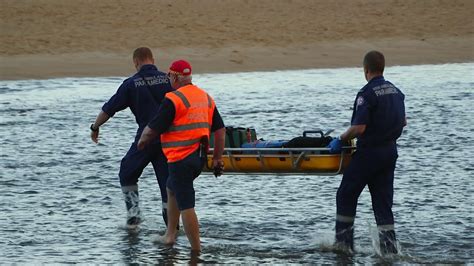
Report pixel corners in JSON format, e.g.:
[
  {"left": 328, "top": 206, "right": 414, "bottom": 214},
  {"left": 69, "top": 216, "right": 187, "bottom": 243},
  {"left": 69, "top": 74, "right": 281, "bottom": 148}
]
[{"left": 1, "top": 0, "right": 473, "bottom": 80}]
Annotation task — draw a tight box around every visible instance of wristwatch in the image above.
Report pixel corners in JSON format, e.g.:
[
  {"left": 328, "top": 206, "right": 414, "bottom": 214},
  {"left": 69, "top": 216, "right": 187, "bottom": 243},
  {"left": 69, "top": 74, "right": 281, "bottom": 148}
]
[{"left": 90, "top": 124, "right": 99, "bottom": 132}]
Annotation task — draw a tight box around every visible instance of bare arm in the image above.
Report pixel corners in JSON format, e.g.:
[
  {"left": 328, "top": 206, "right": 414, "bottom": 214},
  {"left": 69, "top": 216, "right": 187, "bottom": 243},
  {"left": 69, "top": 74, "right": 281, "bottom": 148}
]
[
  {"left": 340, "top": 124, "right": 366, "bottom": 143},
  {"left": 137, "top": 126, "right": 159, "bottom": 150},
  {"left": 91, "top": 111, "right": 110, "bottom": 143}
]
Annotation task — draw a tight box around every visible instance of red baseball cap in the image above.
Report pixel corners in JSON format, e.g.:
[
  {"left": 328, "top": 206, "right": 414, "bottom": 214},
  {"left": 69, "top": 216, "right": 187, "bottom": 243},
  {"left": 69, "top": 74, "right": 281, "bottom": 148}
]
[{"left": 169, "top": 59, "right": 192, "bottom": 76}]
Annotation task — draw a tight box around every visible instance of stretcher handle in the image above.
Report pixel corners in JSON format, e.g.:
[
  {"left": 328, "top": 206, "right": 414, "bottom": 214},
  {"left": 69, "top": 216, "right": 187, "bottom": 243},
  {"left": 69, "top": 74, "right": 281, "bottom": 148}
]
[
  {"left": 302, "top": 129, "right": 335, "bottom": 137},
  {"left": 302, "top": 130, "right": 323, "bottom": 137}
]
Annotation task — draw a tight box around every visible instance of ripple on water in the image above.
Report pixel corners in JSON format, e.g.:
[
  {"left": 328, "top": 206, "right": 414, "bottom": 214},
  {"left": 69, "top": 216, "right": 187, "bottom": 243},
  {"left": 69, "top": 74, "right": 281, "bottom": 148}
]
[{"left": 0, "top": 63, "right": 473, "bottom": 263}]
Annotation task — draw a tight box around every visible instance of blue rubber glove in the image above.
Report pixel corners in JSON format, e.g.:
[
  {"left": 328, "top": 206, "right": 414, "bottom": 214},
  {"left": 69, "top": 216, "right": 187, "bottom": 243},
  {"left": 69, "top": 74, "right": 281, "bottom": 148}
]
[{"left": 327, "top": 138, "right": 342, "bottom": 153}]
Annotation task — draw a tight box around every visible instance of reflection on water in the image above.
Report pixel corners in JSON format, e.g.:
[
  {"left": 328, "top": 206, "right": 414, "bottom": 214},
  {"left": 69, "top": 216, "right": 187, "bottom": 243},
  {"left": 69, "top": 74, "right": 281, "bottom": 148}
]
[{"left": 0, "top": 63, "right": 473, "bottom": 263}]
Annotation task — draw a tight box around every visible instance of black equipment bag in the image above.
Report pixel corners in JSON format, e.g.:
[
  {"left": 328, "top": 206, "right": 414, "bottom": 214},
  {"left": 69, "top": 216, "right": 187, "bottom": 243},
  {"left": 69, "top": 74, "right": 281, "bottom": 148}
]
[{"left": 283, "top": 130, "right": 333, "bottom": 148}]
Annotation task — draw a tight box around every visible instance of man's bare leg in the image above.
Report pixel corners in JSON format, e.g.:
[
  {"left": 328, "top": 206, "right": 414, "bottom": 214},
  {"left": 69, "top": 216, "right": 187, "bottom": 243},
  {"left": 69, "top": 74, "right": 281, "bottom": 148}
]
[
  {"left": 157, "top": 188, "right": 180, "bottom": 244},
  {"left": 181, "top": 207, "right": 201, "bottom": 251}
]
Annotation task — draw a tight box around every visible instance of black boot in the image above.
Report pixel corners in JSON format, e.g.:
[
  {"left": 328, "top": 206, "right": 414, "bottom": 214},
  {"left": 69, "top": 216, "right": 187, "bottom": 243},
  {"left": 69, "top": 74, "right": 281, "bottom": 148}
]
[
  {"left": 335, "top": 224, "right": 354, "bottom": 252},
  {"left": 379, "top": 230, "right": 398, "bottom": 254},
  {"left": 123, "top": 190, "right": 141, "bottom": 227}
]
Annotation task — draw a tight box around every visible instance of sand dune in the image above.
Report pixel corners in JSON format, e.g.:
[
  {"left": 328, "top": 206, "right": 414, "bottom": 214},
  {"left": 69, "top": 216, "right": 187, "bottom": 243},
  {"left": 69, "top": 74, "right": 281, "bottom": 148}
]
[{"left": 1, "top": 0, "right": 473, "bottom": 79}]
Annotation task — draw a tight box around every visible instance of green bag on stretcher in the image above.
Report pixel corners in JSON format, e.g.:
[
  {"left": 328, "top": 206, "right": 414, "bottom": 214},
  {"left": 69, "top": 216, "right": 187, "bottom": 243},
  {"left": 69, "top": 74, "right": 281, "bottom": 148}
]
[{"left": 209, "top": 126, "right": 257, "bottom": 148}]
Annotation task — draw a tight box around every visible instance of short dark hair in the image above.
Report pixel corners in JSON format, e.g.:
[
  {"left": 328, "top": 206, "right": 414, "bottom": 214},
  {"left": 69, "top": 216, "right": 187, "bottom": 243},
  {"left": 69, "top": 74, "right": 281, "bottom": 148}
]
[
  {"left": 133, "top": 47, "right": 153, "bottom": 62},
  {"left": 363, "top": 50, "right": 385, "bottom": 73}
]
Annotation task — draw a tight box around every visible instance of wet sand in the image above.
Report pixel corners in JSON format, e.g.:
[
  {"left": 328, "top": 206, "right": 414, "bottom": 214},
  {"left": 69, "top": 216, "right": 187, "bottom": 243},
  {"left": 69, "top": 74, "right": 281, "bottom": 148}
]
[{"left": 1, "top": 0, "right": 473, "bottom": 80}]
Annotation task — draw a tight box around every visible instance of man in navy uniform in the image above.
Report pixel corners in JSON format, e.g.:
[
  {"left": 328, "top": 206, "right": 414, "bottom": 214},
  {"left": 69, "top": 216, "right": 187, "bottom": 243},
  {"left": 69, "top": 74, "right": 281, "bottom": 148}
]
[
  {"left": 90, "top": 47, "right": 174, "bottom": 227},
  {"left": 328, "top": 50, "right": 406, "bottom": 254}
]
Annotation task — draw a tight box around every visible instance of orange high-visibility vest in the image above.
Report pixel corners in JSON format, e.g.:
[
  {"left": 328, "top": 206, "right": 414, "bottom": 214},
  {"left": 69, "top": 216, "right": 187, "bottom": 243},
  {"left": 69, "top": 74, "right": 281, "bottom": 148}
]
[{"left": 160, "top": 84, "right": 216, "bottom": 163}]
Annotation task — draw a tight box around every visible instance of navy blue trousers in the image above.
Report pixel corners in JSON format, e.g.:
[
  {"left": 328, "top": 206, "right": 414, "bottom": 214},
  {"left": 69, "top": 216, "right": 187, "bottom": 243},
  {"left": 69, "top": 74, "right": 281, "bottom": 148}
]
[
  {"left": 167, "top": 149, "right": 206, "bottom": 211},
  {"left": 336, "top": 143, "right": 398, "bottom": 249},
  {"left": 119, "top": 141, "right": 168, "bottom": 203}
]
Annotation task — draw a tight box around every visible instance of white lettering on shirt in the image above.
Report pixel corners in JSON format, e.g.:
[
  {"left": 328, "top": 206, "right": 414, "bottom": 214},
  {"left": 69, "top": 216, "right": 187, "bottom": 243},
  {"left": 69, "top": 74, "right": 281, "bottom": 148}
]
[
  {"left": 133, "top": 76, "right": 169, "bottom": 88},
  {"left": 372, "top": 83, "right": 398, "bottom": 97}
]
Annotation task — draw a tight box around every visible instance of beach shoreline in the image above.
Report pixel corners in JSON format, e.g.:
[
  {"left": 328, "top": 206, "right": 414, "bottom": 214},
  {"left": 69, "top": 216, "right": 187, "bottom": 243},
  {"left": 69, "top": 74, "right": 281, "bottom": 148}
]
[
  {"left": 1, "top": 0, "right": 473, "bottom": 80},
  {"left": 2, "top": 36, "right": 472, "bottom": 80}
]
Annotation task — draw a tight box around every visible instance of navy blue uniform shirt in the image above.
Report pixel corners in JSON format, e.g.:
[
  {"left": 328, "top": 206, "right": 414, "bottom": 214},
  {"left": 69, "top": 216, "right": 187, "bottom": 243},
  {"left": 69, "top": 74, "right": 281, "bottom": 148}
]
[
  {"left": 102, "top": 64, "right": 174, "bottom": 141},
  {"left": 351, "top": 76, "right": 405, "bottom": 148},
  {"left": 148, "top": 97, "right": 225, "bottom": 135}
]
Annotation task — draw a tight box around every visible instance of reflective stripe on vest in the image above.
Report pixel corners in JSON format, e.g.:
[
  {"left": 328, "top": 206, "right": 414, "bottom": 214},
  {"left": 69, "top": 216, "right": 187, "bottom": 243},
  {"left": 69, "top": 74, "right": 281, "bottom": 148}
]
[
  {"left": 170, "top": 90, "right": 211, "bottom": 109},
  {"left": 206, "top": 94, "right": 212, "bottom": 108},
  {"left": 172, "top": 90, "right": 191, "bottom": 108},
  {"left": 167, "top": 122, "right": 211, "bottom": 132},
  {"left": 161, "top": 137, "right": 202, "bottom": 148}
]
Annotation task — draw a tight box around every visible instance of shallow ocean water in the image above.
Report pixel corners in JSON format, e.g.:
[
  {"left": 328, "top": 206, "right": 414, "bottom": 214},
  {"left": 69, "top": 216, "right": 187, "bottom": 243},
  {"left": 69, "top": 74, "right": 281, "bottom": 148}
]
[{"left": 0, "top": 63, "right": 473, "bottom": 264}]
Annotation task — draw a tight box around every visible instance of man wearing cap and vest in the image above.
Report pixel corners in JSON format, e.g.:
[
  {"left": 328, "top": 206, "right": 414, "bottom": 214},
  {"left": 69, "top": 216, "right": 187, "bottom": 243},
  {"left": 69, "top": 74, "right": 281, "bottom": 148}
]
[
  {"left": 90, "top": 47, "right": 174, "bottom": 228},
  {"left": 327, "top": 51, "right": 406, "bottom": 254},
  {"left": 138, "top": 59, "right": 225, "bottom": 252}
]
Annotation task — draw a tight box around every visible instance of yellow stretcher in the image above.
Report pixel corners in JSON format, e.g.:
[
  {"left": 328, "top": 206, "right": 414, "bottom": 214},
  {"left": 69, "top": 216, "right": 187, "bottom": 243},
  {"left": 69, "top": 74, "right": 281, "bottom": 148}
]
[{"left": 203, "top": 146, "right": 355, "bottom": 175}]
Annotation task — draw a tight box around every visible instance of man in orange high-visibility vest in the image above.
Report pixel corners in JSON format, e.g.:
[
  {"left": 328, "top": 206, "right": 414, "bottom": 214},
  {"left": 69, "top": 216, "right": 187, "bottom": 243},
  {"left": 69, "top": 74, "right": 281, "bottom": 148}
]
[{"left": 138, "top": 59, "right": 225, "bottom": 252}]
